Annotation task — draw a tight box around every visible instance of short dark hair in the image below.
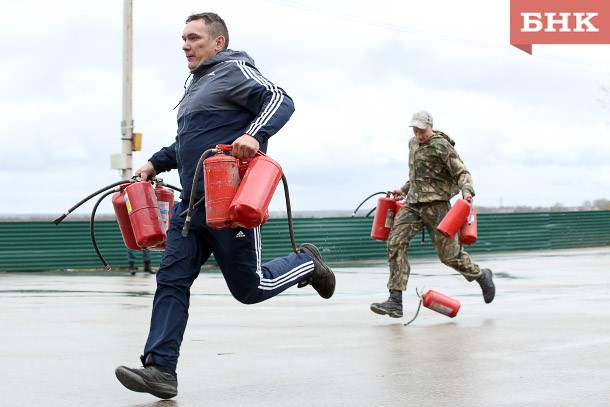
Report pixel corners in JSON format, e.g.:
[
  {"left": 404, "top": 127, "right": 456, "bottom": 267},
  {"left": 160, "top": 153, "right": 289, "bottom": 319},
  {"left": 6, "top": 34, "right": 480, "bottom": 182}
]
[{"left": 185, "top": 12, "right": 229, "bottom": 50}]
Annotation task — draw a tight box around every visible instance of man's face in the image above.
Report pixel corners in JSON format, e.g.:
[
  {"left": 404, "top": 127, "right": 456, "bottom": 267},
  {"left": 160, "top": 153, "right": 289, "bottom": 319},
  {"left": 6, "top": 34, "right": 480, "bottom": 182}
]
[
  {"left": 412, "top": 125, "right": 433, "bottom": 144},
  {"left": 182, "top": 19, "right": 222, "bottom": 71}
]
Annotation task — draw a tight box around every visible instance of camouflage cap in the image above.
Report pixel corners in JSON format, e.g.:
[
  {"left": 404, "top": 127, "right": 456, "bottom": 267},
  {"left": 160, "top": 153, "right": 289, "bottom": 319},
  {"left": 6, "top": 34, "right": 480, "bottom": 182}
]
[{"left": 409, "top": 111, "right": 433, "bottom": 129}]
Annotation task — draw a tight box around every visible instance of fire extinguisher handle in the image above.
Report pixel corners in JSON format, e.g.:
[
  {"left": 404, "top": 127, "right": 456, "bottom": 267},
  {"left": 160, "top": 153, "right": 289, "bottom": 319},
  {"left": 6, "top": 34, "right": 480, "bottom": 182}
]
[
  {"left": 215, "top": 144, "right": 232, "bottom": 152},
  {"left": 215, "top": 144, "right": 266, "bottom": 157}
]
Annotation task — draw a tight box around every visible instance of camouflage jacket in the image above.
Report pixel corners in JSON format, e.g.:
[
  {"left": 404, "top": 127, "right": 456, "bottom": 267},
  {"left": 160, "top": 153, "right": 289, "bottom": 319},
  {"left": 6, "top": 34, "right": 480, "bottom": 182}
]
[{"left": 400, "top": 130, "right": 475, "bottom": 203}]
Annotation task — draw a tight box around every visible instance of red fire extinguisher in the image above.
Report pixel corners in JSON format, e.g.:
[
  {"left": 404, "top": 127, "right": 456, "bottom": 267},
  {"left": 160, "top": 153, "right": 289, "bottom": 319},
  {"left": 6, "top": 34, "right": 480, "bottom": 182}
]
[
  {"left": 458, "top": 206, "right": 478, "bottom": 245},
  {"left": 155, "top": 183, "right": 174, "bottom": 232},
  {"left": 112, "top": 183, "right": 140, "bottom": 251},
  {"left": 370, "top": 193, "right": 397, "bottom": 242},
  {"left": 229, "top": 154, "right": 282, "bottom": 229},
  {"left": 421, "top": 289, "right": 461, "bottom": 318},
  {"left": 123, "top": 182, "right": 167, "bottom": 249},
  {"left": 203, "top": 145, "right": 280, "bottom": 230},
  {"left": 232, "top": 155, "right": 271, "bottom": 226},
  {"left": 436, "top": 198, "right": 471, "bottom": 239},
  {"left": 404, "top": 288, "right": 461, "bottom": 325},
  {"left": 151, "top": 182, "right": 175, "bottom": 250},
  {"left": 203, "top": 152, "right": 241, "bottom": 229},
  {"left": 112, "top": 182, "right": 174, "bottom": 251}
]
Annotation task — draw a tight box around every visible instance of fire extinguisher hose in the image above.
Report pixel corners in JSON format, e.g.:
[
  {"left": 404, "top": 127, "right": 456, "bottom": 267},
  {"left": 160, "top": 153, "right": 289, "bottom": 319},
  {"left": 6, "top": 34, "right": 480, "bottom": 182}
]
[
  {"left": 351, "top": 192, "right": 387, "bottom": 217},
  {"left": 404, "top": 287, "right": 425, "bottom": 326},
  {"left": 89, "top": 189, "right": 118, "bottom": 270},
  {"left": 181, "top": 148, "right": 216, "bottom": 237},
  {"left": 280, "top": 173, "right": 297, "bottom": 253},
  {"left": 53, "top": 179, "right": 132, "bottom": 225}
]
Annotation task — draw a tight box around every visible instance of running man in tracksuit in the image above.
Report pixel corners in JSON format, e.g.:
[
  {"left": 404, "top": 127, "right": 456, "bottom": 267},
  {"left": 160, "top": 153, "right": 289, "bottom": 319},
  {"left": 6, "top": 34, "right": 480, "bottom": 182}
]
[{"left": 115, "top": 12, "right": 335, "bottom": 400}]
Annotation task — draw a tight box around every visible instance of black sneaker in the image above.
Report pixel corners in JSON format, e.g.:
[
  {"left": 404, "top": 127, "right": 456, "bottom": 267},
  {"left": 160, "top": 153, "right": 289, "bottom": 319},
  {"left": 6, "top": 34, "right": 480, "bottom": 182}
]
[
  {"left": 297, "top": 243, "right": 335, "bottom": 299},
  {"left": 115, "top": 354, "right": 178, "bottom": 399},
  {"left": 370, "top": 290, "right": 403, "bottom": 318},
  {"left": 477, "top": 268, "right": 495, "bottom": 304}
]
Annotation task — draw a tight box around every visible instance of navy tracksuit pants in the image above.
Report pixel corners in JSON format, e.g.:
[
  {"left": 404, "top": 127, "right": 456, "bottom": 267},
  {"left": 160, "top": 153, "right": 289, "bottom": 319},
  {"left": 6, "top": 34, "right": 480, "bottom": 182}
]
[{"left": 143, "top": 201, "right": 314, "bottom": 371}]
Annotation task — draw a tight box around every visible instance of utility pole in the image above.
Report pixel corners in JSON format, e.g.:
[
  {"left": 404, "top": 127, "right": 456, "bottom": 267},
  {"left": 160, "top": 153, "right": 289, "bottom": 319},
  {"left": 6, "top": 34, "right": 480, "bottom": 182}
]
[{"left": 111, "top": 0, "right": 134, "bottom": 179}]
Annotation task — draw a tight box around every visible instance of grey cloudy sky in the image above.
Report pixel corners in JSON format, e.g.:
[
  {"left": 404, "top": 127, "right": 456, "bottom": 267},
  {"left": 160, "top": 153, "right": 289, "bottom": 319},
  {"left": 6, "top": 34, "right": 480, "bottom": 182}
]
[{"left": 1, "top": 0, "right": 609, "bottom": 216}]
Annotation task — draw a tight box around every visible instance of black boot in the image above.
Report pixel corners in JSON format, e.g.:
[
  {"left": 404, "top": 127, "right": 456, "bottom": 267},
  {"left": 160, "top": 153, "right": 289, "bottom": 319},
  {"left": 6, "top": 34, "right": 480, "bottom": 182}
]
[
  {"left": 370, "top": 289, "right": 403, "bottom": 318},
  {"left": 144, "top": 260, "right": 154, "bottom": 274},
  {"left": 115, "top": 354, "right": 178, "bottom": 399},
  {"left": 477, "top": 268, "right": 495, "bottom": 304},
  {"left": 297, "top": 243, "right": 336, "bottom": 299},
  {"left": 129, "top": 262, "right": 136, "bottom": 276}
]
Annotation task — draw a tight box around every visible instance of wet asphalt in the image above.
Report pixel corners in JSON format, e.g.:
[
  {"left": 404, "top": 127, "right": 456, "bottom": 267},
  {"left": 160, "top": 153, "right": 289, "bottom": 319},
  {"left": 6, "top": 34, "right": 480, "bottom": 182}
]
[{"left": 2, "top": 247, "right": 609, "bottom": 407}]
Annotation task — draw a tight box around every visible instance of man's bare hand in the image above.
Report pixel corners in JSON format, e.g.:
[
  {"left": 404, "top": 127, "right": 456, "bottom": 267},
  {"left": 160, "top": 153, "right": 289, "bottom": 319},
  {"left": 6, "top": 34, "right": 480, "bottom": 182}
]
[
  {"left": 231, "top": 134, "right": 260, "bottom": 158},
  {"left": 135, "top": 161, "right": 157, "bottom": 181},
  {"left": 392, "top": 189, "right": 405, "bottom": 200}
]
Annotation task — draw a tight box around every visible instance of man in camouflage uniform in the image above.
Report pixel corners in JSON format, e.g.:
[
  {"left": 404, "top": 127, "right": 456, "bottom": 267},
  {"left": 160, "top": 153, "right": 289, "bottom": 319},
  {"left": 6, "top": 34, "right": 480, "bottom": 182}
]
[{"left": 370, "top": 111, "right": 495, "bottom": 318}]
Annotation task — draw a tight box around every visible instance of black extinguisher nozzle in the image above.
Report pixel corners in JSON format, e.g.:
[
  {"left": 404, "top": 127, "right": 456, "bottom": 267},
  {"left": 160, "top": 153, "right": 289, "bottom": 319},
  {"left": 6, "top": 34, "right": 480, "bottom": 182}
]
[
  {"left": 52, "top": 213, "right": 68, "bottom": 225},
  {"left": 181, "top": 218, "right": 191, "bottom": 237}
]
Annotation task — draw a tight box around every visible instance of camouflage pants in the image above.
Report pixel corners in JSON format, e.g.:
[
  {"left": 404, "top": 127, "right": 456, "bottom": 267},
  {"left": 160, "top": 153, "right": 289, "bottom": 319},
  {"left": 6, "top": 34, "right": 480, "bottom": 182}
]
[{"left": 386, "top": 201, "right": 481, "bottom": 291}]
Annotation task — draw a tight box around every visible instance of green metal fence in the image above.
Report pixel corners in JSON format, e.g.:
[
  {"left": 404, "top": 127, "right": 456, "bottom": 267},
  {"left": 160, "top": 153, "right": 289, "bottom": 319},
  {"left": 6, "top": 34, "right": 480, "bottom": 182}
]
[{"left": 1, "top": 211, "right": 609, "bottom": 271}]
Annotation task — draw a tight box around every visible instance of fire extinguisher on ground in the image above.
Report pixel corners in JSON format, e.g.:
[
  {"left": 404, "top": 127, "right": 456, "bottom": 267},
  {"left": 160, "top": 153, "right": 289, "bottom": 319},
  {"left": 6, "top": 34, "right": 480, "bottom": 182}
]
[{"left": 404, "top": 287, "right": 462, "bottom": 326}]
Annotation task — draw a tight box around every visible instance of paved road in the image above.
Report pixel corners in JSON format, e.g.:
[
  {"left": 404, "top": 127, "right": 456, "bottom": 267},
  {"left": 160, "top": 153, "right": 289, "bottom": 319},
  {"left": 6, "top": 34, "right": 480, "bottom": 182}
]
[{"left": 2, "top": 247, "right": 609, "bottom": 406}]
